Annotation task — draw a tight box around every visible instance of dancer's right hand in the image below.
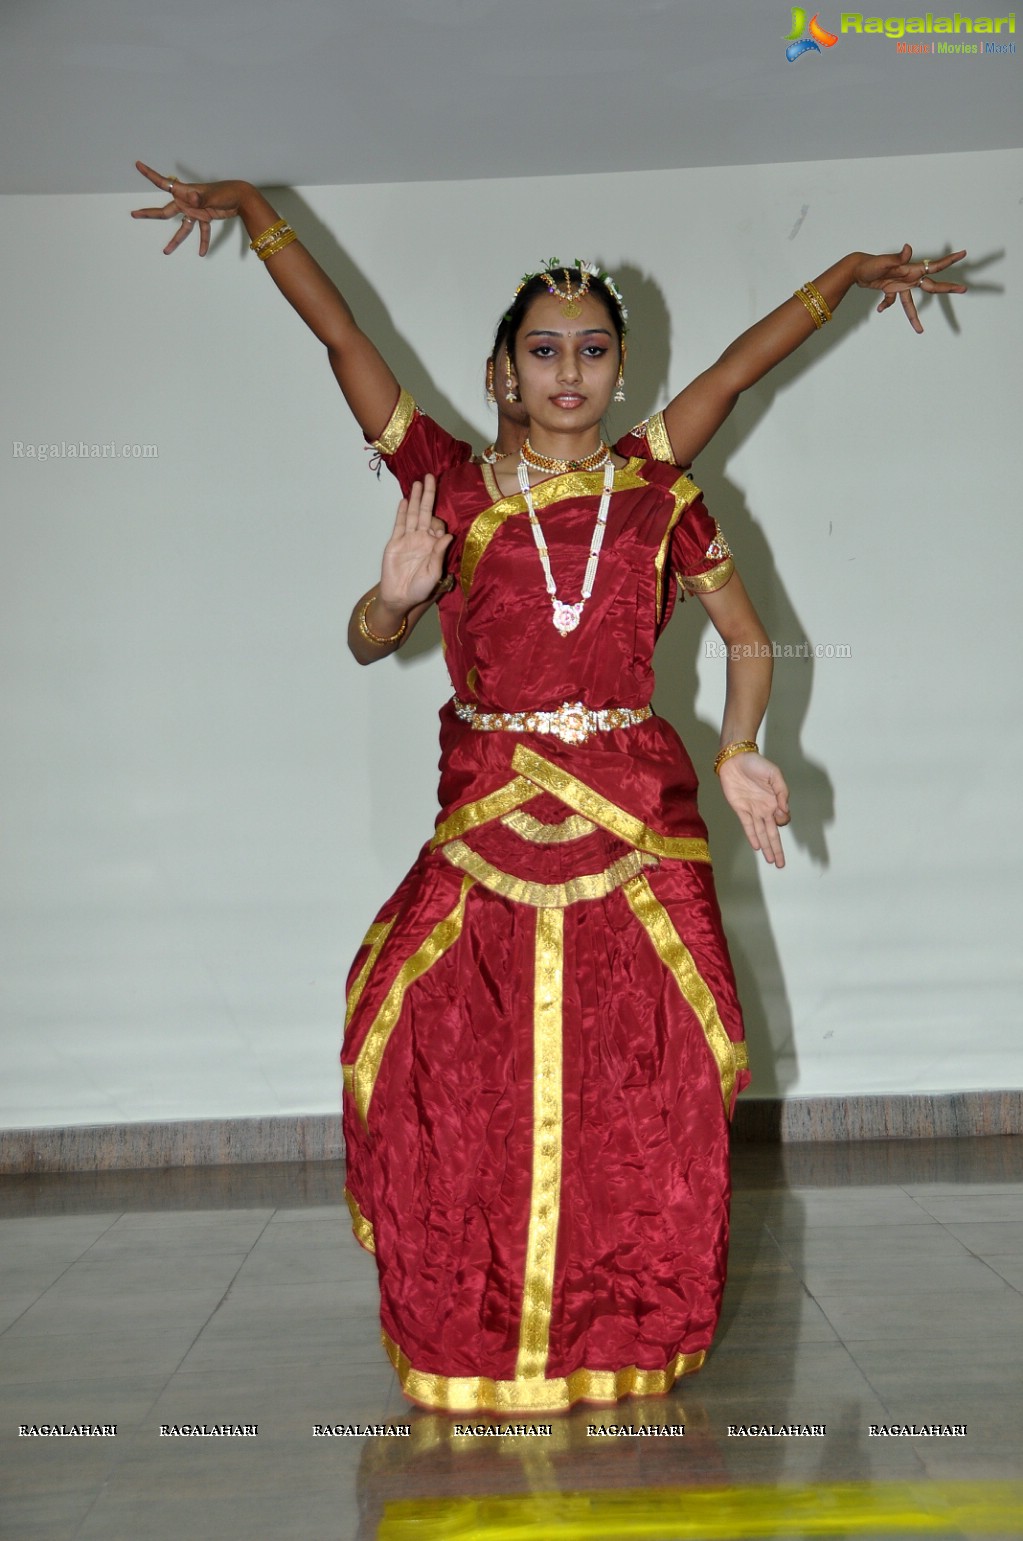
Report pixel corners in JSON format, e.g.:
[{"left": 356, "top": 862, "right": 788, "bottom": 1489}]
[
  {"left": 380, "top": 478, "right": 453, "bottom": 611},
  {"left": 131, "top": 160, "right": 251, "bottom": 256}
]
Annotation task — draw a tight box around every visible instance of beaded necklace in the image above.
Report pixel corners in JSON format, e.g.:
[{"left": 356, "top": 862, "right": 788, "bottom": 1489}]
[
  {"left": 517, "top": 458, "right": 615, "bottom": 636},
  {"left": 520, "top": 438, "right": 611, "bottom": 475}
]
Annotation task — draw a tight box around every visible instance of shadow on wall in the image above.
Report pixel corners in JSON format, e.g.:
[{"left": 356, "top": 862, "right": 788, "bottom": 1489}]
[{"left": 619, "top": 262, "right": 844, "bottom": 1102}]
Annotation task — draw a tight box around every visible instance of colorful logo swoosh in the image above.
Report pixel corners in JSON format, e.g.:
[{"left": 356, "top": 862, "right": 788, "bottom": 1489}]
[{"left": 785, "top": 9, "right": 838, "bottom": 59}]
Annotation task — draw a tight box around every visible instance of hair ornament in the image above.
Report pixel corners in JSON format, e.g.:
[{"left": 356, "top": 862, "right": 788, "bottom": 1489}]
[{"left": 510, "top": 258, "right": 628, "bottom": 331}]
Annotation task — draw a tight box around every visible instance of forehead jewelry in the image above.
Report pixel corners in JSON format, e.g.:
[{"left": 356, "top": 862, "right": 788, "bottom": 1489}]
[
  {"left": 543, "top": 267, "right": 592, "bottom": 320},
  {"left": 512, "top": 261, "right": 629, "bottom": 333},
  {"left": 517, "top": 458, "right": 614, "bottom": 636}
]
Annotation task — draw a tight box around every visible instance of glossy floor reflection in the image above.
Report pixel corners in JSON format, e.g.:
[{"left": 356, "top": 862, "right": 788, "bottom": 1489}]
[{"left": 0, "top": 1137, "right": 1020, "bottom": 1541}]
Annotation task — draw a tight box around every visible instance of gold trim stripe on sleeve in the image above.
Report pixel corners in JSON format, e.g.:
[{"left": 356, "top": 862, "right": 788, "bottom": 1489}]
[
  {"left": 344, "top": 917, "right": 397, "bottom": 1029},
  {"left": 515, "top": 907, "right": 565, "bottom": 1381},
  {"left": 344, "top": 1187, "right": 376, "bottom": 1253},
  {"left": 501, "top": 809, "right": 598, "bottom": 845},
  {"left": 511, "top": 746, "right": 711, "bottom": 864},
  {"left": 645, "top": 409, "right": 675, "bottom": 464},
  {"left": 654, "top": 472, "right": 702, "bottom": 621},
  {"left": 622, "top": 872, "right": 742, "bottom": 1113},
  {"left": 429, "top": 777, "right": 541, "bottom": 850},
  {"left": 371, "top": 387, "right": 417, "bottom": 456},
  {"left": 682, "top": 558, "right": 735, "bottom": 595},
  {"left": 441, "top": 841, "right": 655, "bottom": 908},
  {"left": 383, "top": 1331, "right": 705, "bottom": 1413},
  {"left": 351, "top": 876, "right": 474, "bottom": 1127}
]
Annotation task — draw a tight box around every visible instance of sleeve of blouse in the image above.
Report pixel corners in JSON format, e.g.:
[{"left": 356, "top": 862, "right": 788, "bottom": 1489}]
[
  {"left": 614, "top": 410, "right": 676, "bottom": 464},
  {"left": 670, "top": 486, "right": 735, "bottom": 597},
  {"left": 368, "top": 388, "right": 473, "bottom": 497}
]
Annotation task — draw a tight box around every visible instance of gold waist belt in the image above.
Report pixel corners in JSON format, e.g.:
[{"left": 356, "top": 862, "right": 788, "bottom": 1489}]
[{"left": 453, "top": 697, "right": 652, "bottom": 747}]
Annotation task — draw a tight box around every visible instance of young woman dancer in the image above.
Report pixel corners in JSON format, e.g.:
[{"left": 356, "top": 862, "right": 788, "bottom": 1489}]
[
  {"left": 342, "top": 263, "right": 786, "bottom": 1412},
  {"left": 133, "top": 169, "right": 966, "bottom": 1411}
]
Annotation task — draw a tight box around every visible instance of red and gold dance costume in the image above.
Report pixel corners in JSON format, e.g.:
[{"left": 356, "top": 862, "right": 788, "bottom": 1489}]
[{"left": 343, "top": 401, "right": 745, "bottom": 1413}]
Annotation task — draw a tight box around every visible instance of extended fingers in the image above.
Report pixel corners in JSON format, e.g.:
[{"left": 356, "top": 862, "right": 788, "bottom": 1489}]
[
  {"left": 899, "top": 287, "right": 924, "bottom": 334},
  {"left": 391, "top": 496, "right": 412, "bottom": 538},
  {"left": 413, "top": 475, "right": 436, "bottom": 528},
  {"left": 161, "top": 217, "right": 197, "bottom": 256},
  {"left": 927, "top": 248, "right": 967, "bottom": 274},
  {"left": 131, "top": 200, "right": 180, "bottom": 221},
  {"left": 135, "top": 159, "right": 170, "bottom": 190}
]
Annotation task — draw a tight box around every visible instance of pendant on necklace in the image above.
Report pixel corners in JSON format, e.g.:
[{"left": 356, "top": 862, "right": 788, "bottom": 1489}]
[{"left": 552, "top": 599, "right": 583, "bottom": 636}]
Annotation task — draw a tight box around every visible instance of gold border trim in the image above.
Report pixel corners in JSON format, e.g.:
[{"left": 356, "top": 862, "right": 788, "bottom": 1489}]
[
  {"left": 460, "top": 460, "right": 649, "bottom": 596},
  {"left": 644, "top": 409, "right": 675, "bottom": 464},
  {"left": 480, "top": 461, "right": 502, "bottom": 503},
  {"left": 350, "top": 876, "right": 474, "bottom": 1126},
  {"left": 654, "top": 472, "right": 702, "bottom": 621},
  {"left": 345, "top": 917, "right": 397, "bottom": 1029},
  {"left": 371, "top": 387, "right": 417, "bottom": 457},
  {"left": 429, "top": 777, "right": 540, "bottom": 851},
  {"left": 683, "top": 557, "right": 735, "bottom": 595},
  {"left": 383, "top": 1331, "right": 705, "bottom": 1413},
  {"left": 501, "top": 809, "right": 598, "bottom": 845},
  {"left": 511, "top": 746, "right": 711, "bottom": 864},
  {"left": 622, "top": 872, "right": 743, "bottom": 1113},
  {"left": 441, "top": 841, "right": 655, "bottom": 908},
  {"left": 344, "top": 1187, "right": 376, "bottom": 1253},
  {"left": 515, "top": 908, "right": 564, "bottom": 1380}
]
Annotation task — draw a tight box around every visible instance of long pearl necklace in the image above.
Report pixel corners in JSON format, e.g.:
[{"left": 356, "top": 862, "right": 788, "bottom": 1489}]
[{"left": 518, "top": 458, "right": 615, "bottom": 636}]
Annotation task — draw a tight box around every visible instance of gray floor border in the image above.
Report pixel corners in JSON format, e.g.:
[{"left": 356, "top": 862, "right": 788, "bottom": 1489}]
[{"left": 1, "top": 1092, "right": 1019, "bottom": 1172}]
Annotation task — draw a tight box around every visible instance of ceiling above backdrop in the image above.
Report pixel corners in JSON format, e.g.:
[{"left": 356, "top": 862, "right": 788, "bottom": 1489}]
[{"left": 1, "top": 0, "right": 1019, "bottom": 195}]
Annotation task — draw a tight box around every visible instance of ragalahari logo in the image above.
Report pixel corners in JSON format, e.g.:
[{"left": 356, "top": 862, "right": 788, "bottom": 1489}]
[{"left": 785, "top": 9, "right": 840, "bottom": 57}]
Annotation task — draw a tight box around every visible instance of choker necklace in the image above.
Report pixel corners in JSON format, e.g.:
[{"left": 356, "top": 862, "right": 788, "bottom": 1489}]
[
  {"left": 518, "top": 458, "right": 615, "bottom": 636},
  {"left": 520, "top": 438, "right": 611, "bottom": 475}
]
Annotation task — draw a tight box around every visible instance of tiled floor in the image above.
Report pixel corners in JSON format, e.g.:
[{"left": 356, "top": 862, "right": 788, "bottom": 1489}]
[{"left": 1, "top": 1138, "right": 1021, "bottom": 1540}]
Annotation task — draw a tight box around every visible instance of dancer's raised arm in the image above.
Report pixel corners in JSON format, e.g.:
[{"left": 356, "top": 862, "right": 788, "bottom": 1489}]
[
  {"left": 658, "top": 246, "right": 967, "bottom": 468},
  {"left": 132, "top": 161, "right": 401, "bottom": 441}
]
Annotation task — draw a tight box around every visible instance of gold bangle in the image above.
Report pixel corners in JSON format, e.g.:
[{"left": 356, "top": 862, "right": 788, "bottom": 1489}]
[
  {"left": 793, "top": 287, "right": 825, "bottom": 329},
  {"left": 714, "top": 740, "right": 759, "bottom": 775},
  {"left": 802, "top": 280, "right": 832, "bottom": 323},
  {"left": 249, "top": 218, "right": 288, "bottom": 251},
  {"left": 358, "top": 595, "right": 408, "bottom": 647},
  {"left": 255, "top": 228, "right": 297, "bottom": 262},
  {"left": 793, "top": 282, "right": 831, "bottom": 329}
]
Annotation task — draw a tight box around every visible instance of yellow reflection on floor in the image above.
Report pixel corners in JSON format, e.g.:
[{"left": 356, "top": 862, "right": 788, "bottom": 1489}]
[{"left": 378, "top": 1481, "right": 1023, "bottom": 1540}]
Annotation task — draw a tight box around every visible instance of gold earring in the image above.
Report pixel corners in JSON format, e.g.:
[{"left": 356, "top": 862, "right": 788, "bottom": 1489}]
[
  {"left": 613, "top": 345, "right": 627, "bottom": 403},
  {"left": 505, "top": 351, "right": 519, "bottom": 403}
]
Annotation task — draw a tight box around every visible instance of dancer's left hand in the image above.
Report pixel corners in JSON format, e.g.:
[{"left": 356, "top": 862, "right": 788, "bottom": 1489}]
[
  {"left": 854, "top": 244, "right": 967, "bottom": 333},
  {"left": 718, "top": 753, "right": 790, "bottom": 867}
]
